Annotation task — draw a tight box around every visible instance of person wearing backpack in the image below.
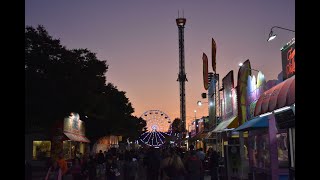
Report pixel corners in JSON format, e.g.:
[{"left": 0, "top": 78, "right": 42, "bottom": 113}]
[{"left": 185, "top": 150, "right": 203, "bottom": 180}]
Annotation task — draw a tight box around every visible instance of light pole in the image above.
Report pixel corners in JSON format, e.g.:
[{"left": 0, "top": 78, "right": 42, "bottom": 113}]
[
  {"left": 267, "top": 26, "right": 295, "bottom": 42},
  {"left": 267, "top": 26, "right": 295, "bottom": 179},
  {"left": 197, "top": 100, "right": 214, "bottom": 107}
]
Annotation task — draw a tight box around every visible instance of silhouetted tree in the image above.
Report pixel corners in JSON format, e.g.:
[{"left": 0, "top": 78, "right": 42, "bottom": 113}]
[
  {"left": 171, "top": 118, "right": 183, "bottom": 133},
  {"left": 25, "top": 25, "right": 146, "bottom": 140}
]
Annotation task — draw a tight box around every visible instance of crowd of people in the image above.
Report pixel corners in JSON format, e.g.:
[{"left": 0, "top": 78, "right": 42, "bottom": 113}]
[{"left": 28, "top": 145, "right": 221, "bottom": 180}]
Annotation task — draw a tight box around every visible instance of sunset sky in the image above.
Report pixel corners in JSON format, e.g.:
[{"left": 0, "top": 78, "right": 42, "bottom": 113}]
[{"left": 25, "top": 0, "right": 295, "bottom": 126}]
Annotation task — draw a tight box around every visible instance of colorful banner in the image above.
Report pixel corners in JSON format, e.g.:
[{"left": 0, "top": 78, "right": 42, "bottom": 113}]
[
  {"left": 281, "top": 38, "right": 295, "bottom": 80},
  {"left": 212, "top": 38, "right": 217, "bottom": 73},
  {"left": 203, "top": 53, "right": 209, "bottom": 90},
  {"left": 222, "top": 70, "right": 235, "bottom": 120},
  {"left": 208, "top": 74, "right": 217, "bottom": 127},
  {"left": 246, "top": 71, "right": 266, "bottom": 120},
  {"left": 237, "top": 60, "right": 252, "bottom": 125}
]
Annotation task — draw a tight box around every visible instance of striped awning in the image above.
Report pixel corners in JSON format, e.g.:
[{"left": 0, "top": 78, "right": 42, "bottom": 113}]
[
  {"left": 254, "top": 75, "right": 295, "bottom": 116},
  {"left": 64, "top": 132, "right": 90, "bottom": 143},
  {"left": 212, "top": 116, "right": 238, "bottom": 133}
]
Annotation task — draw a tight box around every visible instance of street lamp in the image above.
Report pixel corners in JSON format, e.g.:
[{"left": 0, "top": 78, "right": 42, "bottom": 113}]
[
  {"left": 238, "top": 62, "right": 260, "bottom": 72},
  {"left": 267, "top": 26, "right": 295, "bottom": 42},
  {"left": 197, "top": 100, "right": 213, "bottom": 107}
]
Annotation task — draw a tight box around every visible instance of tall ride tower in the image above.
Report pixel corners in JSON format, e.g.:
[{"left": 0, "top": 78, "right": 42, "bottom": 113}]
[{"left": 176, "top": 15, "right": 187, "bottom": 132}]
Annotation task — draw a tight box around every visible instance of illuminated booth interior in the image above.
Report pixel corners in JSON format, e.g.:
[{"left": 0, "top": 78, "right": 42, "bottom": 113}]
[
  {"left": 51, "top": 113, "right": 90, "bottom": 160},
  {"left": 32, "top": 140, "right": 51, "bottom": 160}
]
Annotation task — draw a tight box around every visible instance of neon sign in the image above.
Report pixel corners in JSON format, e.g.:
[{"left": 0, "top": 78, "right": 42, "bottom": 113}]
[{"left": 281, "top": 39, "right": 295, "bottom": 80}]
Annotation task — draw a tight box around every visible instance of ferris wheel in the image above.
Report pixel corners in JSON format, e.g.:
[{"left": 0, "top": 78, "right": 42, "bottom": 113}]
[{"left": 139, "top": 110, "right": 172, "bottom": 147}]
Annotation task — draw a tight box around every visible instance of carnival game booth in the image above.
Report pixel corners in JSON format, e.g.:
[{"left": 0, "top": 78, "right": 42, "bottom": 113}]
[
  {"left": 211, "top": 115, "right": 245, "bottom": 180},
  {"left": 210, "top": 70, "right": 242, "bottom": 180},
  {"left": 51, "top": 113, "right": 90, "bottom": 162},
  {"left": 191, "top": 117, "right": 211, "bottom": 150},
  {"left": 92, "top": 135, "right": 121, "bottom": 153},
  {"left": 235, "top": 75, "right": 295, "bottom": 180}
]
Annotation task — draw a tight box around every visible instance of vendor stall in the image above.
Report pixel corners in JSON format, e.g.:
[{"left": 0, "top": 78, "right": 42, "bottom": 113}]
[
  {"left": 51, "top": 112, "right": 90, "bottom": 160},
  {"left": 236, "top": 74, "right": 295, "bottom": 180}
]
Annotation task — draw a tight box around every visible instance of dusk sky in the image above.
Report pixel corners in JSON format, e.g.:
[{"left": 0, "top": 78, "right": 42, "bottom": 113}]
[{"left": 25, "top": 0, "right": 295, "bottom": 126}]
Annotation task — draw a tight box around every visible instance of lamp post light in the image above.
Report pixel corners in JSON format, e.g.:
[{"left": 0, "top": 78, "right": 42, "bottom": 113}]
[
  {"left": 267, "top": 26, "right": 295, "bottom": 179},
  {"left": 197, "top": 100, "right": 213, "bottom": 107},
  {"left": 267, "top": 26, "right": 295, "bottom": 42}
]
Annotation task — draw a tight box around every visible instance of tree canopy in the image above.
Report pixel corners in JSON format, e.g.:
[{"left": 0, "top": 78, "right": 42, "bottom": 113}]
[
  {"left": 25, "top": 25, "right": 146, "bottom": 141},
  {"left": 171, "top": 118, "right": 183, "bottom": 133}
]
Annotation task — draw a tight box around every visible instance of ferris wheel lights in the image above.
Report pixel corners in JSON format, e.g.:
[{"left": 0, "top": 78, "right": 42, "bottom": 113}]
[{"left": 139, "top": 110, "right": 172, "bottom": 147}]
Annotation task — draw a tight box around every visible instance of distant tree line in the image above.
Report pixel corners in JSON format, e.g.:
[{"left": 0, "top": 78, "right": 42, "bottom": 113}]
[{"left": 25, "top": 25, "right": 146, "bottom": 142}]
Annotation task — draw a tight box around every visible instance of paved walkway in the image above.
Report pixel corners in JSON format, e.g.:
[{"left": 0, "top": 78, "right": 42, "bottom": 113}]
[{"left": 30, "top": 161, "right": 213, "bottom": 180}]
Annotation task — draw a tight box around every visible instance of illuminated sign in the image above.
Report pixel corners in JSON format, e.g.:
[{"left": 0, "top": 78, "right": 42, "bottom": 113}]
[
  {"left": 190, "top": 123, "right": 196, "bottom": 138},
  {"left": 208, "top": 74, "right": 217, "bottom": 127},
  {"left": 63, "top": 112, "right": 85, "bottom": 136},
  {"left": 281, "top": 38, "right": 295, "bottom": 80},
  {"left": 222, "top": 71, "right": 235, "bottom": 120},
  {"left": 246, "top": 72, "right": 266, "bottom": 120},
  {"left": 237, "top": 59, "right": 252, "bottom": 125},
  {"left": 197, "top": 119, "right": 205, "bottom": 133}
]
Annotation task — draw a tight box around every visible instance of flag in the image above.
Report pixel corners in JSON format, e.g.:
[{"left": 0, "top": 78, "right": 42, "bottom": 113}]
[
  {"left": 203, "top": 53, "right": 209, "bottom": 90},
  {"left": 212, "top": 38, "right": 217, "bottom": 73}
]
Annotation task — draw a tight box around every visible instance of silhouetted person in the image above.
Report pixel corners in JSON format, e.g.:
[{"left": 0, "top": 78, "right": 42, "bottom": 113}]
[
  {"left": 57, "top": 153, "right": 68, "bottom": 178},
  {"left": 87, "top": 155, "right": 96, "bottom": 180},
  {"left": 45, "top": 160, "right": 62, "bottom": 180},
  {"left": 210, "top": 150, "right": 219, "bottom": 180},
  {"left": 25, "top": 160, "right": 32, "bottom": 180},
  {"left": 70, "top": 158, "right": 82, "bottom": 180},
  {"left": 124, "top": 151, "right": 138, "bottom": 180},
  {"left": 105, "top": 154, "right": 120, "bottom": 180},
  {"left": 146, "top": 147, "right": 161, "bottom": 180},
  {"left": 161, "top": 148, "right": 186, "bottom": 180},
  {"left": 185, "top": 150, "right": 202, "bottom": 180},
  {"left": 97, "top": 150, "right": 105, "bottom": 165}
]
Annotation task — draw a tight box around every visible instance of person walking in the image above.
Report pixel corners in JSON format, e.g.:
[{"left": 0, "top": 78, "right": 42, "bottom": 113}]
[
  {"left": 57, "top": 153, "right": 68, "bottom": 179},
  {"left": 87, "top": 155, "right": 97, "bottom": 180},
  {"left": 45, "top": 160, "right": 62, "bottom": 180},
  {"left": 124, "top": 151, "right": 138, "bottom": 180},
  {"left": 161, "top": 148, "right": 186, "bottom": 180},
  {"left": 146, "top": 147, "right": 161, "bottom": 180},
  {"left": 185, "top": 150, "right": 203, "bottom": 180},
  {"left": 105, "top": 154, "right": 120, "bottom": 180},
  {"left": 183, "top": 145, "right": 195, "bottom": 165},
  {"left": 70, "top": 158, "right": 83, "bottom": 180},
  {"left": 209, "top": 150, "right": 220, "bottom": 180},
  {"left": 97, "top": 150, "right": 105, "bottom": 178},
  {"left": 25, "top": 160, "right": 32, "bottom": 180},
  {"left": 196, "top": 148, "right": 206, "bottom": 180}
]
